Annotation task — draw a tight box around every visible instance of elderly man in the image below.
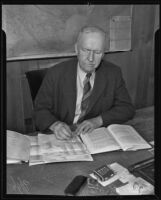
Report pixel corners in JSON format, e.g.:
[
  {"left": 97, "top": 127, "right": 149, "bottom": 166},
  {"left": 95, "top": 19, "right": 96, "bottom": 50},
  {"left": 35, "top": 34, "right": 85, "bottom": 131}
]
[{"left": 34, "top": 26, "right": 135, "bottom": 140}]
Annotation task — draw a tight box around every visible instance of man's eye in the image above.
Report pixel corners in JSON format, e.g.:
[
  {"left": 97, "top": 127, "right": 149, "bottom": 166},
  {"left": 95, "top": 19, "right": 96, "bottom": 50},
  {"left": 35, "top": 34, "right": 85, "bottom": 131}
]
[
  {"left": 82, "top": 48, "right": 88, "bottom": 52},
  {"left": 95, "top": 51, "right": 102, "bottom": 54}
]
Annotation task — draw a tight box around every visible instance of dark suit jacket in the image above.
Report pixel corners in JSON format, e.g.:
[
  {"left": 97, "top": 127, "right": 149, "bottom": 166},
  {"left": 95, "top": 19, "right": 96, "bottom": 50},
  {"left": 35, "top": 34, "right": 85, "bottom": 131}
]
[{"left": 34, "top": 58, "right": 135, "bottom": 131}]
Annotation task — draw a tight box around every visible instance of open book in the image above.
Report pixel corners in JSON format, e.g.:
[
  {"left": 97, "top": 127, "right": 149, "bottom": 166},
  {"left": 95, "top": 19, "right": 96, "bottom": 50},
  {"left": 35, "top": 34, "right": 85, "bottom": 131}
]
[
  {"left": 7, "top": 130, "right": 93, "bottom": 165},
  {"left": 80, "top": 124, "right": 152, "bottom": 154}
]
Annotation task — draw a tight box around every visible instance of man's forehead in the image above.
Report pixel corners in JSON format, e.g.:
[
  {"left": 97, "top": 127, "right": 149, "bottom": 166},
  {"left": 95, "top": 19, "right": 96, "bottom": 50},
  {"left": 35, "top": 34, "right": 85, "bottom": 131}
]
[{"left": 81, "top": 31, "right": 105, "bottom": 41}]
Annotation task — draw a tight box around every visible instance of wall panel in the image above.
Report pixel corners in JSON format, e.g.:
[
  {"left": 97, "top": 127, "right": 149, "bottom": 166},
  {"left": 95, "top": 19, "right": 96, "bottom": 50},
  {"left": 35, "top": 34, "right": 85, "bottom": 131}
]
[{"left": 7, "top": 62, "right": 25, "bottom": 132}]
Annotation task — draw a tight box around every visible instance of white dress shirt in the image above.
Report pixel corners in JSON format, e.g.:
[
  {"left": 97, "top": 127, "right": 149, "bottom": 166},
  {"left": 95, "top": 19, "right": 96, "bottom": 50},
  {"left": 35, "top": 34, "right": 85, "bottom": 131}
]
[{"left": 73, "top": 64, "right": 95, "bottom": 124}]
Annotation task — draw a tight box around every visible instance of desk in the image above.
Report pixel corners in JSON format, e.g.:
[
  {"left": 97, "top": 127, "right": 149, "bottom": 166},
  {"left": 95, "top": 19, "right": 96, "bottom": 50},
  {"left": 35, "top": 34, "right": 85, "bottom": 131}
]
[{"left": 7, "top": 106, "right": 154, "bottom": 195}]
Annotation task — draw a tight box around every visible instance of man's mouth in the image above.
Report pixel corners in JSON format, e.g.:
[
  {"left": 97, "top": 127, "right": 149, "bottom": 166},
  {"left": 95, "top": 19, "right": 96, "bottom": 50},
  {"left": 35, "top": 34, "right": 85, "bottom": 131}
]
[{"left": 87, "top": 63, "right": 94, "bottom": 66}]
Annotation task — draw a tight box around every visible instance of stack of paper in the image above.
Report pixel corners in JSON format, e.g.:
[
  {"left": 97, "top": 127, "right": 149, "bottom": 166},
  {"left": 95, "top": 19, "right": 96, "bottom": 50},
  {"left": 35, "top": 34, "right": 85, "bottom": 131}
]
[
  {"left": 7, "top": 130, "right": 93, "bottom": 165},
  {"left": 7, "top": 130, "right": 30, "bottom": 163}
]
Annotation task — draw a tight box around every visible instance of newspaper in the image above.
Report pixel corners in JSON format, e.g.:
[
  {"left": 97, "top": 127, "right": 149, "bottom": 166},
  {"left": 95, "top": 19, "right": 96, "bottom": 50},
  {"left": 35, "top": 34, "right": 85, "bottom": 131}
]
[{"left": 28, "top": 133, "right": 93, "bottom": 165}]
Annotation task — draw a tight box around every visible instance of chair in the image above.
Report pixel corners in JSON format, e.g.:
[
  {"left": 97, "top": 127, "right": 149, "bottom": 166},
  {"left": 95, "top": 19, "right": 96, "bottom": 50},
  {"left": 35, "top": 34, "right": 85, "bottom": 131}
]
[
  {"left": 25, "top": 68, "right": 48, "bottom": 132},
  {"left": 25, "top": 68, "right": 48, "bottom": 103}
]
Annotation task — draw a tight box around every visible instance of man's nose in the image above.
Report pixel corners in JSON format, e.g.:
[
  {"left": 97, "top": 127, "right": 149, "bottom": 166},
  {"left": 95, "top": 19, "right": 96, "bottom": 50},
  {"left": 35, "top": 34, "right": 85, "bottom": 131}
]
[{"left": 88, "top": 50, "right": 94, "bottom": 62}]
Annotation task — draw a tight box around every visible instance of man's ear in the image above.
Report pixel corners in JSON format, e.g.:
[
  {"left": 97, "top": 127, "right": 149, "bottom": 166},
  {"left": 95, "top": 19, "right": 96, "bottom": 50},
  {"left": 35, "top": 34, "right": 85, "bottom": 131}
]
[
  {"left": 75, "top": 43, "right": 78, "bottom": 54},
  {"left": 101, "top": 52, "right": 105, "bottom": 60}
]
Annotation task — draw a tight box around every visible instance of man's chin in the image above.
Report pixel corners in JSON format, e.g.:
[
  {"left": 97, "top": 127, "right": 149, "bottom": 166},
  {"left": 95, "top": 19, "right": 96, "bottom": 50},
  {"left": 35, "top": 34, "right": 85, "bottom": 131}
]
[{"left": 85, "top": 65, "right": 96, "bottom": 72}]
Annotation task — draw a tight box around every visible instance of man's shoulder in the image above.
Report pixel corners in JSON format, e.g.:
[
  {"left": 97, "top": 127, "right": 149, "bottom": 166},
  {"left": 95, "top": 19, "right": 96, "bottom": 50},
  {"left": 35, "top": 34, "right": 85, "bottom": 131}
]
[
  {"left": 42, "top": 58, "right": 77, "bottom": 81},
  {"left": 48, "top": 58, "right": 77, "bottom": 73}
]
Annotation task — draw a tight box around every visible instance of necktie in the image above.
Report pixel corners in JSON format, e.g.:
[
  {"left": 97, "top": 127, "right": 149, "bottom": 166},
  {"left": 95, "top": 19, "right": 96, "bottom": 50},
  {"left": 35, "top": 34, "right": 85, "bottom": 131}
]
[{"left": 78, "top": 73, "right": 92, "bottom": 123}]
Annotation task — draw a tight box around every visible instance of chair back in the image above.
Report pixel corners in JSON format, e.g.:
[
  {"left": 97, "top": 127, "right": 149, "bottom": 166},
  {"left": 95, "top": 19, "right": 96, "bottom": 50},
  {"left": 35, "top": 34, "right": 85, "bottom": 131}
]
[{"left": 25, "top": 68, "right": 48, "bottom": 102}]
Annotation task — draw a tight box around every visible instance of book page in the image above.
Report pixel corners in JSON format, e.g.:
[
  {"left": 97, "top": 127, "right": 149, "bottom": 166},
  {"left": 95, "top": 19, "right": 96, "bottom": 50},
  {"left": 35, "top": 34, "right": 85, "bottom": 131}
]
[
  {"left": 108, "top": 125, "right": 151, "bottom": 151},
  {"left": 24, "top": 135, "right": 39, "bottom": 145},
  {"left": 7, "top": 130, "right": 30, "bottom": 161},
  {"left": 80, "top": 127, "right": 121, "bottom": 154}
]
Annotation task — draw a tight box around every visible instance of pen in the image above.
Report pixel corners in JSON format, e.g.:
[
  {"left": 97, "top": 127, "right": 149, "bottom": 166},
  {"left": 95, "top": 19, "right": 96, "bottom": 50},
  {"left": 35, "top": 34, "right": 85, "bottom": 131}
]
[
  {"left": 70, "top": 124, "right": 78, "bottom": 132},
  {"left": 70, "top": 123, "right": 82, "bottom": 137},
  {"left": 21, "top": 160, "right": 28, "bottom": 164}
]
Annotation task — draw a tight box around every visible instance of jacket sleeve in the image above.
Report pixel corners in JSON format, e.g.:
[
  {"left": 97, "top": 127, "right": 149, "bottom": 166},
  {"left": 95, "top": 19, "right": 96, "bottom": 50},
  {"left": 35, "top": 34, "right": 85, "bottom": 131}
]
[
  {"left": 100, "top": 67, "right": 135, "bottom": 126},
  {"left": 33, "top": 68, "right": 58, "bottom": 131}
]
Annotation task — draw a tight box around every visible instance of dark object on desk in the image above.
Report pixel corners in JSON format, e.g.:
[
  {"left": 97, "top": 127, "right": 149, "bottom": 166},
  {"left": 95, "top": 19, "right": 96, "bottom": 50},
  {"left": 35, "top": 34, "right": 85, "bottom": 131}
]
[
  {"left": 128, "top": 157, "right": 154, "bottom": 185},
  {"left": 64, "top": 175, "right": 87, "bottom": 196},
  {"left": 25, "top": 68, "right": 48, "bottom": 102}
]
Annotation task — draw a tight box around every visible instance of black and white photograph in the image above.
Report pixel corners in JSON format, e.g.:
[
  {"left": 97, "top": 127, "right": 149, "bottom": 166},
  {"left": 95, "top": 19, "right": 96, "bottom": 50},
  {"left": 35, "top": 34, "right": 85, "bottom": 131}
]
[{"left": 1, "top": 3, "right": 160, "bottom": 199}]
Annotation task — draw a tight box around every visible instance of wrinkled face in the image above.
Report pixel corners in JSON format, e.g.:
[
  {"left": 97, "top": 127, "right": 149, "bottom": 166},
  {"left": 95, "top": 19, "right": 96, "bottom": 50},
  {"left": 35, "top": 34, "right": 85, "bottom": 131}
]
[{"left": 75, "top": 32, "right": 105, "bottom": 73}]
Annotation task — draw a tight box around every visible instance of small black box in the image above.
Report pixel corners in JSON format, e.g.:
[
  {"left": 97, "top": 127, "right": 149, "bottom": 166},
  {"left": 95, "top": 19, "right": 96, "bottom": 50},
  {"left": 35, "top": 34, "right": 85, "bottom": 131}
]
[{"left": 93, "top": 164, "right": 115, "bottom": 182}]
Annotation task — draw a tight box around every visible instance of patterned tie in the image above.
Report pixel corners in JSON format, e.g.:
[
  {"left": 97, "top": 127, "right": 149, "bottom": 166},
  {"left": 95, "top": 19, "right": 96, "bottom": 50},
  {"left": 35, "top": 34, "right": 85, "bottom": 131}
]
[{"left": 78, "top": 73, "right": 92, "bottom": 123}]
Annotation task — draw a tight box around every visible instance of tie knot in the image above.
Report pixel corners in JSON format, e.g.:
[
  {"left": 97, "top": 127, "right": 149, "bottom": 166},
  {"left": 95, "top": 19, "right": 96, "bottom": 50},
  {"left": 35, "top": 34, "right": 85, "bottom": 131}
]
[{"left": 86, "top": 73, "right": 92, "bottom": 79}]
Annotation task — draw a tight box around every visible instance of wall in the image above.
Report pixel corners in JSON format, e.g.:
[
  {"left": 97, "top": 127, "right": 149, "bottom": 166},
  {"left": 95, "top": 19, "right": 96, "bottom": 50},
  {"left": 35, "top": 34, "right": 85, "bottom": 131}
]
[
  {"left": 7, "top": 5, "right": 158, "bottom": 133},
  {"left": 3, "top": 5, "right": 132, "bottom": 59}
]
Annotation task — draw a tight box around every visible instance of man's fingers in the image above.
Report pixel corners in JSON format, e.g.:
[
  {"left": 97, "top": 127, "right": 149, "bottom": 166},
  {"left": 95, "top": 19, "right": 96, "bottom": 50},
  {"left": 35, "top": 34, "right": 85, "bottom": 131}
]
[
  {"left": 54, "top": 123, "right": 72, "bottom": 140},
  {"left": 76, "top": 123, "right": 85, "bottom": 135},
  {"left": 61, "top": 127, "right": 72, "bottom": 138},
  {"left": 55, "top": 132, "right": 65, "bottom": 140},
  {"left": 55, "top": 129, "right": 70, "bottom": 140},
  {"left": 63, "top": 124, "right": 72, "bottom": 135},
  {"left": 83, "top": 125, "right": 93, "bottom": 134},
  {"left": 76, "top": 121, "right": 92, "bottom": 135},
  {"left": 81, "top": 124, "right": 93, "bottom": 134}
]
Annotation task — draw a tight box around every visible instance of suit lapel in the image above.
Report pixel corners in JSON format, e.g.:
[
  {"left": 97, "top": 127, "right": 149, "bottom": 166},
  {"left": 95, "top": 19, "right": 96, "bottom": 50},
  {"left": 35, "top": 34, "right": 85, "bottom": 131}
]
[{"left": 63, "top": 59, "right": 77, "bottom": 123}]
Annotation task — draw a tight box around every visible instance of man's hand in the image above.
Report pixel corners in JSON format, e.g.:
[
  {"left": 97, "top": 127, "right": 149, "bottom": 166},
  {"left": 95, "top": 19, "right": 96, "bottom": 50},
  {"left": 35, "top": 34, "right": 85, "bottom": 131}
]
[
  {"left": 75, "top": 116, "right": 103, "bottom": 135},
  {"left": 49, "top": 121, "right": 72, "bottom": 140}
]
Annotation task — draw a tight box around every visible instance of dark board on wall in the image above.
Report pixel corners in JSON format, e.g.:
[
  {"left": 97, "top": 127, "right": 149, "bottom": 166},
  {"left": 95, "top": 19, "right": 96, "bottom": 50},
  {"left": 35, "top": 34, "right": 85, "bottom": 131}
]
[{"left": 2, "top": 5, "right": 132, "bottom": 60}]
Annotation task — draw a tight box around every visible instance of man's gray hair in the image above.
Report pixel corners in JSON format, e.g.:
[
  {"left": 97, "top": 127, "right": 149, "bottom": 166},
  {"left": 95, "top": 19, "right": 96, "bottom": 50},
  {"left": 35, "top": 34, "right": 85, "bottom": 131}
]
[{"left": 77, "top": 26, "right": 106, "bottom": 43}]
